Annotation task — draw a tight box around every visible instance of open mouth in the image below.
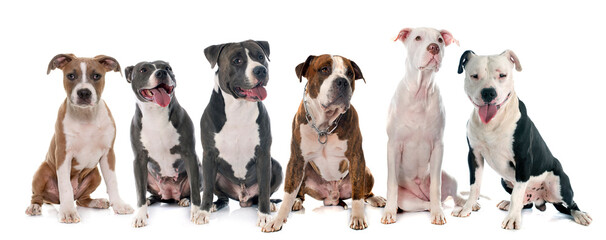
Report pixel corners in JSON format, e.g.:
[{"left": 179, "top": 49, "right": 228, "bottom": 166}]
[
  {"left": 140, "top": 83, "right": 174, "bottom": 107},
  {"left": 234, "top": 81, "right": 267, "bottom": 102},
  {"left": 471, "top": 92, "right": 511, "bottom": 124}
]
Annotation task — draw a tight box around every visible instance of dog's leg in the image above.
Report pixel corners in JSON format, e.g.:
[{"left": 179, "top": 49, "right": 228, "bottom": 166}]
[
  {"left": 452, "top": 146, "right": 483, "bottom": 217},
  {"left": 349, "top": 146, "right": 368, "bottom": 230},
  {"left": 256, "top": 147, "right": 272, "bottom": 227},
  {"left": 502, "top": 181, "right": 528, "bottom": 230},
  {"left": 26, "top": 162, "right": 57, "bottom": 216},
  {"left": 192, "top": 152, "right": 217, "bottom": 225},
  {"left": 364, "top": 167, "right": 385, "bottom": 208},
  {"left": 100, "top": 149, "right": 133, "bottom": 214},
  {"left": 555, "top": 170, "right": 592, "bottom": 226},
  {"left": 132, "top": 154, "right": 149, "bottom": 228},
  {"left": 429, "top": 142, "right": 446, "bottom": 225},
  {"left": 57, "top": 153, "right": 79, "bottom": 223},
  {"left": 381, "top": 141, "right": 400, "bottom": 224},
  {"left": 441, "top": 171, "right": 464, "bottom": 207},
  {"left": 75, "top": 167, "right": 107, "bottom": 209}
]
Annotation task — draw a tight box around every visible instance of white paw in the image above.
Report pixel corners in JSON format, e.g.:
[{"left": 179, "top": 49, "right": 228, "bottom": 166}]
[
  {"left": 292, "top": 198, "right": 304, "bottom": 211},
  {"left": 262, "top": 217, "right": 286, "bottom": 232},
  {"left": 430, "top": 208, "right": 447, "bottom": 225},
  {"left": 380, "top": 209, "right": 397, "bottom": 224},
  {"left": 25, "top": 204, "right": 42, "bottom": 216},
  {"left": 350, "top": 214, "right": 368, "bottom": 230},
  {"left": 496, "top": 200, "right": 510, "bottom": 211},
  {"left": 191, "top": 207, "right": 210, "bottom": 225},
  {"left": 501, "top": 213, "right": 522, "bottom": 230},
  {"left": 59, "top": 206, "right": 80, "bottom": 223},
  {"left": 179, "top": 198, "right": 190, "bottom": 207},
  {"left": 112, "top": 200, "right": 134, "bottom": 214},
  {"left": 451, "top": 205, "right": 472, "bottom": 218},
  {"left": 571, "top": 210, "right": 592, "bottom": 226},
  {"left": 257, "top": 212, "right": 271, "bottom": 227},
  {"left": 132, "top": 206, "right": 148, "bottom": 228},
  {"left": 366, "top": 196, "right": 387, "bottom": 208}
]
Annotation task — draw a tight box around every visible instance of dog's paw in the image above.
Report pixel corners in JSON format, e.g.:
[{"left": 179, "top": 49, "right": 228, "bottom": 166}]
[
  {"left": 262, "top": 217, "right": 286, "bottom": 232},
  {"left": 571, "top": 210, "right": 592, "bottom": 226},
  {"left": 112, "top": 201, "right": 134, "bottom": 214},
  {"left": 431, "top": 208, "right": 447, "bottom": 225},
  {"left": 380, "top": 209, "right": 397, "bottom": 224},
  {"left": 496, "top": 200, "right": 510, "bottom": 211},
  {"left": 257, "top": 212, "right": 271, "bottom": 227},
  {"left": 350, "top": 214, "right": 368, "bottom": 230},
  {"left": 292, "top": 198, "right": 304, "bottom": 211},
  {"left": 270, "top": 202, "right": 277, "bottom": 212},
  {"left": 451, "top": 205, "right": 472, "bottom": 218},
  {"left": 472, "top": 202, "right": 481, "bottom": 211},
  {"left": 191, "top": 208, "right": 210, "bottom": 225},
  {"left": 59, "top": 207, "right": 80, "bottom": 223},
  {"left": 366, "top": 196, "right": 386, "bottom": 208},
  {"left": 502, "top": 213, "right": 522, "bottom": 230},
  {"left": 179, "top": 198, "right": 191, "bottom": 207},
  {"left": 25, "top": 204, "right": 42, "bottom": 216},
  {"left": 132, "top": 207, "right": 148, "bottom": 228},
  {"left": 89, "top": 198, "right": 110, "bottom": 209}
]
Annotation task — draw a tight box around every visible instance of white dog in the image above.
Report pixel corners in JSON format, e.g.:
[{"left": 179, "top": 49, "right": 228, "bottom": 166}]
[{"left": 382, "top": 27, "right": 467, "bottom": 225}]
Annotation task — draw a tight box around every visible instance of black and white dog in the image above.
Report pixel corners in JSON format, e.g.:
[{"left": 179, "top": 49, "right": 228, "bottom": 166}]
[
  {"left": 191, "top": 40, "right": 282, "bottom": 227},
  {"left": 452, "top": 50, "right": 592, "bottom": 229},
  {"left": 126, "top": 61, "right": 202, "bottom": 228}
]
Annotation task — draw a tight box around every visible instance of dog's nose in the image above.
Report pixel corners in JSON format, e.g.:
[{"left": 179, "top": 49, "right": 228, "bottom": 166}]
[
  {"left": 481, "top": 88, "right": 497, "bottom": 103},
  {"left": 253, "top": 66, "right": 267, "bottom": 79},
  {"left": 155, "top": 70, "right": 167, "bottom": 79},
  {"left": 427, "top": 43, "right": 440, "bottom": 55},
  {"left": 335, "top": 77, "right": 349, "bottom": 89},
  {"left": 77, "top": 89, "right": 92, "bottom": 100}
]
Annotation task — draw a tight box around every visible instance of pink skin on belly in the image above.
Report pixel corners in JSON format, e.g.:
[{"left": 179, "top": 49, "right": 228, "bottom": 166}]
[
  {"left": 304, "top": 167, "right": 352, "bottom": 206},
  {"left": 147, "top": 173, "right": 190, "bottom": 201}
]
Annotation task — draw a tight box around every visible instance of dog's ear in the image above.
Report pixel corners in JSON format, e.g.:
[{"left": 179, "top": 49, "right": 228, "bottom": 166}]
[
  {"left": 204, "top": 43, "right": 228, "bottom": 69},
  {"left": 254, "top": 40, "right": 270, "bottom": 61},
  {"left": 458, "top": 50, "right": 476, "bottom": 74},
  {"left": 125, "top": 66, "right": 134, "bottom": 83},
  {"left": 350, "top": 60, "right": 365, "bottom": 83},
  {"left": 47, "top": 54, "right": 75, "bottom": 75},
  {"left": 440, "top": 29, "right": 459, "bottom": 47},
  {"left": 501, "top": 50, "right": 522, "bottom": 72},
  {"left": 394, "top": 28, "right": 412, "bottom": 42},
  {"left": 295, "top": 55, "right": 316, "bottom": 82},
  {"left": 94, "top": 55, "right": 122, "bottom": 76}
]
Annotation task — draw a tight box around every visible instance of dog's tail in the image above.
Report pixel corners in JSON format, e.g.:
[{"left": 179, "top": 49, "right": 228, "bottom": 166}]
[{"left": 460, "top": 191, "right": 491, "bottom": 200}]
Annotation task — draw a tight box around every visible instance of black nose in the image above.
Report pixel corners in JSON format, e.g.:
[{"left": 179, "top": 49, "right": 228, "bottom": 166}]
[
  {"left": 77, "top": 89, "right": 92, "bottom": 100},
  {"left": 335, "top": 77, "right": 349, "bottom": 89},
  {"left": 253, "top": 66, "right": 267, "bottom": 79},
  {"left": 481, "top": 88, "right": 497, "bottom": 103},
  {"left": 427, "top": 43, "right": 440, "bottom": 55},
  {"left": 155, "top": 70, "right": 167, "bottom": 79}
]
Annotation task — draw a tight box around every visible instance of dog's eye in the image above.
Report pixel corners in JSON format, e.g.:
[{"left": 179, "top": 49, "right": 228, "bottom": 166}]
[
  {"left": 499, "top": 73, "right": 507, "bottom": 78},
  {"left": 438, "top": 37, "right": 443, "bottom": 43},
  {"left": 415, "top": 36, "right": 421, "bottom": 41},
  {"left": 471, "top": 74, "right": 479, "bottom": 79},
  {"left": 66, "top": 74, "right": 76, "bottom": 80},
  {"left": 232, "top": 58, "right": 243, "bottom": 65},
  {"left": 258, "top": 54, "right": 264, "bottom": 61},
  {"left": 346, "top": 69, "right": 354, "bottom": 78},
  {"left": 140, "top": 68, "right": 147, "bottom": 73},
  {"left": 320, "top": 66, "right": 331, "bottom": 74},
  {"left": 92, "top": 73, "right": 102, "bottom": 81},
  {"left": 166, "top": 66, "right": 172, "bottom": 71}
]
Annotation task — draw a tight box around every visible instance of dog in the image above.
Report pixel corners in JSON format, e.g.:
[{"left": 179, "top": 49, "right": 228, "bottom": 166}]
[
  {"left": 382, "top": 27, "right": 465, "bottom": 226},
  {"left": 125, "top": 61, "right": 202, "bottom": 227},
  {"left": 262, "top": 54, "right": 386, "bottom": 232},
  {"left": 191, "top": 40, "right": 283, "bottom": 226},
  {"left": 452, "top": 49, "right": 593, "bottom": 229},
  {"left": 25, "top": 54, "right": 133, "bottom": 223}
]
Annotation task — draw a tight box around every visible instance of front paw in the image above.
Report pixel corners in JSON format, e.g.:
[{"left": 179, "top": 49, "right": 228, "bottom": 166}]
[
  {"left": 112, "top": 200, "right": 134, "bottom": 214},
  {"left": 262, "top": 217, "right": 286, "bottom": 232},
  {"left": 380, "top": 209, "right": 397, "bottom": 224},
  {"left": 350, "top": 214, "right": 368, "bottom": 230},
  {"left": 25, "top": 204, "right": 42, "bottom": 216},
  {"left": 430, "top": 208, "right": 447, "bottom": 225},
  {"left": 502, "top": 213, "right": 522, "bottom": 230},
  {"left": 191, "top": 208, "right": 210, "bottom": 225},
  {"left": 257, "top": 212, "right": 271, "bottom": 227},
  {"left": 571, "top": 210, "right": 592, "bottom": 226},
  {"left": 179, "top": 198, "right": 190, "bottom": 207},
  {"left": 59, "top": 207, "right": 80, "bottom": 223},
  {"left": 132, "top": 207, "right": 148, "bottom": 228}
]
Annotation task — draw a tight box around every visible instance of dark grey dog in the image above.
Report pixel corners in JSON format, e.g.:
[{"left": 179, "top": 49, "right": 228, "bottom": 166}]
[
  {"left": 125, "top": 61, "right": 202, "bottom": 228},
  {"left": 190, "top": 40, "right": 282, "bottom": 227}
]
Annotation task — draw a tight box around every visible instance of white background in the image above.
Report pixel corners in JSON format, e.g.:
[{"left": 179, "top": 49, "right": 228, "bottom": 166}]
[{"left": 1, "top": 0, "right": 604, "bottom": 239}]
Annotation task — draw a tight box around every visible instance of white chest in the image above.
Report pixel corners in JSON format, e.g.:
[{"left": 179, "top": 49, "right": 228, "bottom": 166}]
[
  {"left": 138, "top": 102, "right": 181, "bottom": 178},
  {"left": 299, "top": 123, "right": 349, "bottom": 181},
  {"left": 63, "top": 101, "right": 115, "bottom": 170},
  {"left": 214, "top": 92, "right": 260, "bottom": 180}
]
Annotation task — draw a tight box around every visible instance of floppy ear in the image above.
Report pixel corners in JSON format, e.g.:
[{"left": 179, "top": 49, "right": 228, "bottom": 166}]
[
  {"left": 394, "top": 28, "right": 412, "bottom": 42},
  {"left": 125, "top": 66, "right": 134, "bottom": 83},
  {"left": 204, "top": 43, "right": 228, "bottom": 69},
  {"left": 254, "top": 40, "right": 270, "bottom": 61},
  {"left": 350, "top": 60, "right": 365, "bottom": 83},
  {"left": 458, "top": 50, "right": 476, "bottom": 74},
  {"left": 295, "top": 55, "right": 316, "bottom": 82},
  {"left": 501, "top": 49, "right": 522, "bottom": 72},
  {"left": 47, "top": 53, "right": 75, "bottom": 74},
  {"left": 94, "top": 55, "right": 122, "bottom": 76},
  {"left": 440, "top": 29, "right": 459, "bottom": 47}
]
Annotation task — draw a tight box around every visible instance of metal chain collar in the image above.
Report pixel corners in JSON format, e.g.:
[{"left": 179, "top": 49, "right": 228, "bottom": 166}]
[{"left": 302, "top": 83, "right": 344, "bottom": 144}]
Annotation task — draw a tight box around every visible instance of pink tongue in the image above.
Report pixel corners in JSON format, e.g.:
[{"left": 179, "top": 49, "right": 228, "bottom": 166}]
[
  {"left": 248, "top": 86, "right": 267, "bottom": 101},
  {"left": 150, "top": 88, "right": 171, "bottom": 107},
  {"left": 478, "top": 104, "right": 498, "bottom": 124}
]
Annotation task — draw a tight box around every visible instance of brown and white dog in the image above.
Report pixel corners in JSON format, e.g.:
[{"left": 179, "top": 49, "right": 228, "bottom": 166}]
[
  {"left": 25, "top": 54, "right": 133, "bottom": 223},
  {"left": 262, "top": 55, "right": 385, "bottom": 232}
]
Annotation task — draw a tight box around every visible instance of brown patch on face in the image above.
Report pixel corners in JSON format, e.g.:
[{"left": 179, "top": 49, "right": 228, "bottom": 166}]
[{"left": 295, "top": 54, "right": 333, "bottom": 99}]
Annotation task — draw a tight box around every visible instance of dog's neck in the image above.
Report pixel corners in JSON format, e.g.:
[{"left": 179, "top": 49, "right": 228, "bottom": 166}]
[
  {"left": 66, "top": 99, "right": 102, "bottom": 122},
  {"left": 404, "top": 60, "right": 437, "bottom": 100},
  {"left": 303, "top": 93, "right": 344, "bottom": 132}
]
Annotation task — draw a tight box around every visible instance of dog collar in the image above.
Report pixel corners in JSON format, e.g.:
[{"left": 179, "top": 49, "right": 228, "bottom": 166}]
[{"left": 302, "top": 83, "right": 344, "bottom": 144}]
